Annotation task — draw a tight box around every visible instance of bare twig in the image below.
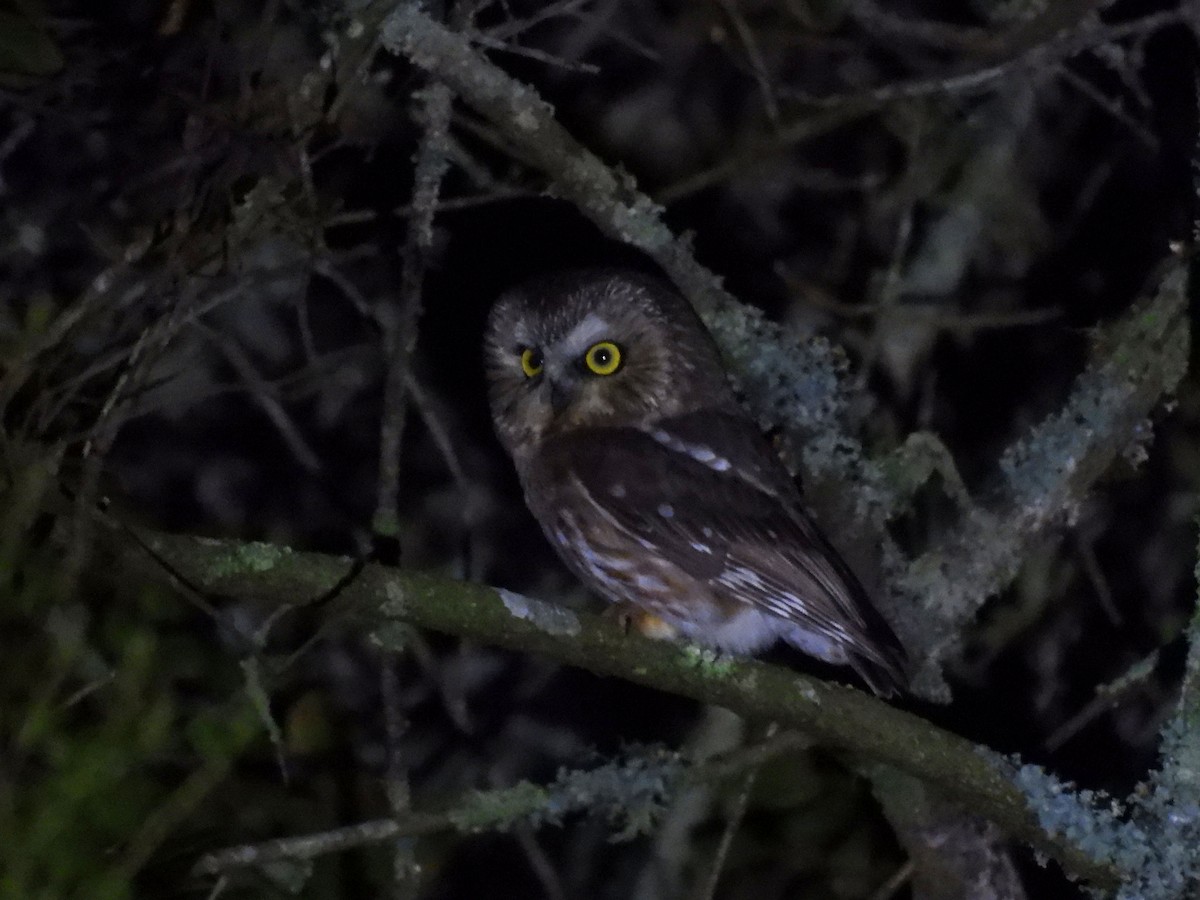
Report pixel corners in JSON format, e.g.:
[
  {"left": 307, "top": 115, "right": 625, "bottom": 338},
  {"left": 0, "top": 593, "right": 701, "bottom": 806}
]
[
  {"left": 405, "top": 372, "right": 472, "bottom": 499},
  {"left": 513, "top": 824, "right": 567, "bottom": 900},
  {"left": 867, "top": 861, "right": 914, "bottom": 900},
  {"left": 714, "top": 0, "right": 779, "bottom": 124},
  {"left": 380, "top": 661, "right": 420, "bottom": 897},
  {"left": 779, "top": 9, "right": 1186, "bottom": 107},
  {"left": 198, "top": 324, "right": 323, "bottom": 473},
  {"left": 1045, "top": 652, "right": 1159, "bottom": 752},
  {"left": 468, "top": 29, "right": 601, "bottom": 74},
  {"left": 373, "top": 83, "right": 454, "bottom": 544},
  {"left": 690, "top": 721, "right": 775, "bottom": 900},
  {"left": 483, "top": 0, "right": 594, "bottom": 41},
  {"left": 1057, "top": 65, "right": 1159, "bottom": 153},
  {"left": 655, "top": 105, "right": 869, "bottom": 203}
]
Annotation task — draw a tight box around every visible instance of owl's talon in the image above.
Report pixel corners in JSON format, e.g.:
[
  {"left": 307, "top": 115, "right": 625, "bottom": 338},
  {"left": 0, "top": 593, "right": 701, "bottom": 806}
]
[
  {"left": 600, "top": 607, "right": 676, "bottom": 643},
  {"left": 602, "top": 604, "right": 676, "bottom": 641},
  {"left": 629, "top": 611, "right": 677, "bottom": 641},
  {"left": 600, "top": 603, "right": 635, "bottom": 635}
]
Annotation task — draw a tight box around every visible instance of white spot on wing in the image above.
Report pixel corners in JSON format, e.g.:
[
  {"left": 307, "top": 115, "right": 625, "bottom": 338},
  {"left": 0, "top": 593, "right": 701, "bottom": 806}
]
[
  {"left": 718, "top": 566, "right": 767, "bottom": 590},
  {"left": 657, "top": 503, "right": 674, "bottom": 519},
  {"left": 690, "top": 541, "right": 712, "bottom": 554},
  {"left": 646, "top": 428, "right": 734, "bottom": 474},
  {"left": 634, "top": 574, "right": 669, "bottom": 592},
  {"left": 609, "top": 483, "right": 626, "bottom": 498}
]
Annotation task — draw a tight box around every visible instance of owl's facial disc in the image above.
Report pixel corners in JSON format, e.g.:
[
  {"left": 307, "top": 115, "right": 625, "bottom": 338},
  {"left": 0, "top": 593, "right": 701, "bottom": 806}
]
[
  {"left": 514, "top": 312, "right": 623, "bottom": 419},
  {"left": 533, "top": 345, "right": 619, "bottom": 416},
  {"left": 486, "top": 271, "right": 735, "bottom": 460}
]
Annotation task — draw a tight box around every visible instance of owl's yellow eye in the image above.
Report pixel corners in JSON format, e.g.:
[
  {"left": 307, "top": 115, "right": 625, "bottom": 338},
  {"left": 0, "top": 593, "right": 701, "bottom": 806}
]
[
  {"left": 520, "top": 347, "right": 544, "bottom": 378},
  {"left": 584, "top": 341, "right": 622, "bottom": 376}
]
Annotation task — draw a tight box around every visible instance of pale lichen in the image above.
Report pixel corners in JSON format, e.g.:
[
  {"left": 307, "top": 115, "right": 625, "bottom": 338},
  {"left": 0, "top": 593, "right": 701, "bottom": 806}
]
[
  {"left": 1004, "top": 531, "right": 1200, "bottom": 897},
  {"left": 499, "top": 589, "right": 581, "bottom": 636},
  {"left": 445, "top": 747, "right": 682, "bottom": 843},
  {"left": 534, "top": 746, "right": 683, "bottom": 841},
  {"left": 898, "top": 264, "right": 1188, "bottom": 693}
]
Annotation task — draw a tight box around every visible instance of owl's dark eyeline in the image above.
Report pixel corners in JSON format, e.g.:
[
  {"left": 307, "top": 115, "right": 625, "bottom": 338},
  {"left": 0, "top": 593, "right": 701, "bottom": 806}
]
[{"left": 484, "top": 269, "right": 907, "bottom": 696}]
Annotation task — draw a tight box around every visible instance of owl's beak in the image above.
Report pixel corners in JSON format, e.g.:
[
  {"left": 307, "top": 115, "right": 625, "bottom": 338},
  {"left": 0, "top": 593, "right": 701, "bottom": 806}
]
[{"left": 548, "top": 377, "right": 575, "bottom": 415}]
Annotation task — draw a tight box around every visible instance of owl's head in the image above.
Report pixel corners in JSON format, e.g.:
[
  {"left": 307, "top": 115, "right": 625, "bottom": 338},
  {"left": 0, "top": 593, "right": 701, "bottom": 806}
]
[{"left": 485, "top": 269, "right": 735, "bottom": 460}]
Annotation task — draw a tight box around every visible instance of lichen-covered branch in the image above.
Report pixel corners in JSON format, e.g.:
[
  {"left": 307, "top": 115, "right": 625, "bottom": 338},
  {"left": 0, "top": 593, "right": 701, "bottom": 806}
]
[
  {"left": 193, "top": 736, "right": 811, "bottom": 880},
  {"left": 899, "top": 263, "right": 1189, "bottom": 691},
  {"left": 1002, "top": 528, "right": 1200, "bottom": 900},
  {"left": 96, "top": 522, "right": 1121, "bottom": 889}
]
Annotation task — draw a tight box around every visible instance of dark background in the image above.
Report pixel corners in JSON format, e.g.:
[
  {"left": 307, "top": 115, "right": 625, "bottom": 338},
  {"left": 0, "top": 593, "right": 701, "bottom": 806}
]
[{"left": 0, "top": 0, "right": 1197, "bottom": 897}]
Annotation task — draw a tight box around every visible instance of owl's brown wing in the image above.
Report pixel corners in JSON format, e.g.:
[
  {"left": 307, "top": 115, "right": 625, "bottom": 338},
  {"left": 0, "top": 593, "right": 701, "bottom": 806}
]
[{"left": 534, "top": 410, "right": 907, "bottom": 695}]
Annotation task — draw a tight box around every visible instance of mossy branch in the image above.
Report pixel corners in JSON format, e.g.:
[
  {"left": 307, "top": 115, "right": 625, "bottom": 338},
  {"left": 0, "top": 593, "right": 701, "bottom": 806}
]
[{"left": 98, "top": 522, "right": 1121, "bottom": 889}]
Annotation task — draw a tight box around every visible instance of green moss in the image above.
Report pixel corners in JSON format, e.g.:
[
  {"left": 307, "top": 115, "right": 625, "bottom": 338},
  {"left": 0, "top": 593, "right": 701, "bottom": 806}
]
[
  {"left": 679, "top": 644, "right": 737, "bottom": 678},
  {"left": 450, "top": 782, "right": 549, "bottom": 832},
  {"left": 208, "top": 541, "right": 289, "bottom": 578}
]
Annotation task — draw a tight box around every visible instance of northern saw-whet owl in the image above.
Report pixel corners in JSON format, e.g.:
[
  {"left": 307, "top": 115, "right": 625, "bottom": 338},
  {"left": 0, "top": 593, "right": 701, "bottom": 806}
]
[{"left": 485, "top": 269, "right": 907, "bottom": 697}]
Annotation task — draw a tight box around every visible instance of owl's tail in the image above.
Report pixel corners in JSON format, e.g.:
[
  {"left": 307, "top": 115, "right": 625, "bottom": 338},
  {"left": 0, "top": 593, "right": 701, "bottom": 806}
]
[{"left": 848, "top": 642, "right": 909, "bottom": 698}]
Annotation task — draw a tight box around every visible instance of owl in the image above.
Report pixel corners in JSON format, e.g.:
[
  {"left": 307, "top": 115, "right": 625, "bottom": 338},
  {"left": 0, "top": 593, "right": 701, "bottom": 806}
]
[{"left": 484, "top": 269, "right": 907, "bottom": 697}]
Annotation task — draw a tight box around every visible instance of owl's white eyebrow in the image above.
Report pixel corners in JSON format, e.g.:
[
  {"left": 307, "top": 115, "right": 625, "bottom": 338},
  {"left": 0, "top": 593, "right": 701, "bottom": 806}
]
[
  {"left": 562, "top": 312, "right": 611, "bottom": 351},
  {"left": 510, "top": 322, "right": 535, "bottom": 347}
]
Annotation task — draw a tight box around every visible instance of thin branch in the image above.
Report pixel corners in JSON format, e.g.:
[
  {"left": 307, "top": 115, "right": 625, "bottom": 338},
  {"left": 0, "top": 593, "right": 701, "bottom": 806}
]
[
  {"left": 1044, "top": 651, "right": 1158, "bottom": 752},
  {"left": 779, "top": 9, "right": 1187, "bottom": 107},
  {"left": 512, "top": 824, "right": 567, "bottom": 900},
  {"left": 655, "top": 106, "right": 869, "bottom": 203},
  {"left": 483, "top": 0, "right": 594, "bottom": 41},
  {"left": 690, "top": 722, "right": 774, "bottom": 900},
  {"left": 867, "top": 861, "right": 913, "bottom": 900},
  {"left": 380, "top": 661, "right": 420, "bottom": 896},
  {"left": 405, "top": 371, "right": 473, "bottom": 503},
  {"left": 714, "top": 0, "right": 779, "bottom": 124},
  {"left": 1057, "top": 65, "right": 1159, "bottom": 154},
  {"left": 198, "top": 324, "right": 323, "bottom": 473},
  {"left": 373, "top": 83, "right": 454, "bottom": 544},
  {"left": 467, "top": 29, "right": 601, "bottom": 74}
]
